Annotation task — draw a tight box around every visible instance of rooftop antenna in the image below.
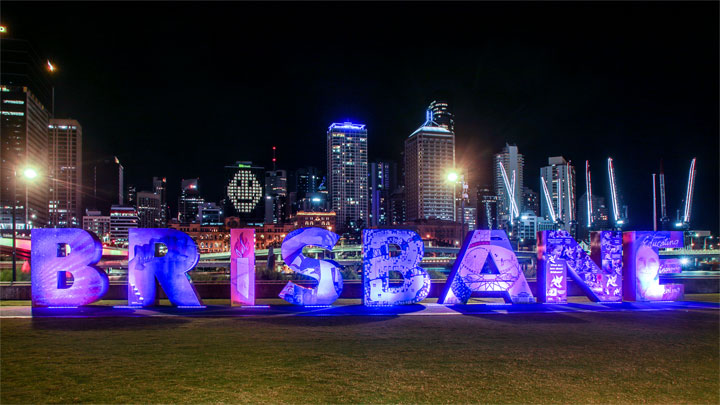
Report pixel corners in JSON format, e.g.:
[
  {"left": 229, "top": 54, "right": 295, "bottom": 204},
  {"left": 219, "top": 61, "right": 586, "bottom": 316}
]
[
  {"left": 652, "top": 173, "right": 657, "bottom": 231},
  {"left": 272, "top": 146, "right": 277, "bottom": 171},
  {"left": 659, "top": 160, "right": 668, "bottom": 224}
]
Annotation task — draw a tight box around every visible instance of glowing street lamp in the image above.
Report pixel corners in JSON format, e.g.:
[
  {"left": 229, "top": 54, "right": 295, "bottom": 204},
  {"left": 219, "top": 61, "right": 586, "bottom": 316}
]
[{"left": 10, "top": 166, "right": 39, "bottom": 282}]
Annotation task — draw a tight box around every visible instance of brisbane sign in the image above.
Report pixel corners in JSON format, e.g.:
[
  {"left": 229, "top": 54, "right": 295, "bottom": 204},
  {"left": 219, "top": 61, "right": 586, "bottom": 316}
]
[{"left": 30, "top": 227, "right": 684, "bottom": 308}]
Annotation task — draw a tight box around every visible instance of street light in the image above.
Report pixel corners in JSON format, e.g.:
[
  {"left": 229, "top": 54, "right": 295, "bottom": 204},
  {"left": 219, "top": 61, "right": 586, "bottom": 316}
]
[{"left": 11, "top": 167, "right": 39, "bottom": 282}]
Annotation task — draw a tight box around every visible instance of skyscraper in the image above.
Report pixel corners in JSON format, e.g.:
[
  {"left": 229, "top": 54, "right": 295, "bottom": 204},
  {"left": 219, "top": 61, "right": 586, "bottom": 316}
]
[
  {"left": 369, "top": 161, "right": 394, "bottom": 227},
  {"left": 404, "top": 111, "right": 455, "bottom": 222},
  {"left": 152, "top": 176, "right": 168, "bottom": 227},
  {"left": 327, "top": 122, "right": 368, "bottom": 231},
  {"left": 178, "top": 178, "right": 204, "bottom": 224},
  {"left": 264, "top": 169, "right": 287, "bottom": 224},
  {"left": 110, "top": 205, "right": 138, "bottom": 245},
  {"left": 493, "top": 144, "right": 524, "bottom": 228},
  {"left": 137, "top": 191, "right": 162, "bottom": 228},
  {"left": 89, "top": 156, "right": 124, "bottom": 216},
  {"left": 48, "top": 119, "right": 83, "bottom": 227},
  {"left": 476, "top": 186, "right": 498, "bottom": 230},
  {"left": 1, "top": 37, "right": 52, "bottom": 231},
  {"left": 225, "top": 162, "right": 264, "bottom": 225},
  {"left": 428, "top": 100, "right": 454, "bottom": 133},
  {"left": 522, "top": 186, "right": 539, "bottom": 216},
  {"left": 540, "top": 156, "right": 577, "bottom": 233}
]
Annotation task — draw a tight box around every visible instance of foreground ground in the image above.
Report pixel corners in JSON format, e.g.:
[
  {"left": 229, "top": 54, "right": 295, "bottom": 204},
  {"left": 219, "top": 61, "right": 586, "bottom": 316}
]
[{"left": 1, "top": 301, "right": 718, "bottom": 404}]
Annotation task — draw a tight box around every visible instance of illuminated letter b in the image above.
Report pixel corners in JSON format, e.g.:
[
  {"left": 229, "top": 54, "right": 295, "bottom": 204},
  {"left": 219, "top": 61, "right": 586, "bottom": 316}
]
[{"left": 31, "top": 229, "right": 108, "bottom": 307}]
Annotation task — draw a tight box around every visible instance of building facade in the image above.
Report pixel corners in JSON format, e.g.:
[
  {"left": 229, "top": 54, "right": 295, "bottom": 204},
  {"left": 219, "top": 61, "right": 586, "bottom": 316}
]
[
  {"left": 109, "top": 205, "right": 138, "bottom": 245},
  {"left": 264, "top": 169, "right": 287, "bottom": 224},
  {"left": 89, "top": 156, "right": 124, "bottom": 216},
  {"left": 540, "top": 156, "right": 577, "bottom": 233},
  {"left": 428, "top": 100, "right": 454, "bottom": 133},
  {"left": 137, "top": 191, "right": 162, "bottom": 228},
  {"left": 369, "top": 161, "right": 395, "bottom": 227},
  {"left": 493, "top": 143, "right": 524, "bottom": 229},
  {"left": 48, "top": 119, "right": 82, "bottom": 227},
  {"left": 477, "top": 186, "right": 498, "bottom": 230},
  {"left": 404, "top": 115, "right": 455, "bottom": 222},
  {"left": 225, "top": 162, "right": 264, "bottom": 225},
  {"left": 327, "top": 122, "right": 368, "bottom": 231},
  {"left": 82, "top": 209, "right": 111, "bottom": 242},
  {"left": 178, "top": 178, "right": 204, "bottom": 224},
  {"left": 152, "top": 176, "right": 168, "bottom": 227}
]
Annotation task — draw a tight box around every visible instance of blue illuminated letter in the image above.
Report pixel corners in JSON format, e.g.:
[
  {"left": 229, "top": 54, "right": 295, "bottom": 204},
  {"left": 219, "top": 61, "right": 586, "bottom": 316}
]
[
  {"left": 438, "top": 230, "right": 534, "bottom": 304},
  {"left": 537, "top": 230, "right": 622, "bottom": 303},
  {"left": 31, "top": 229, "right": 108, "bottom": 307},
  {"left": 362, "top": 229, "right": 430, "bottom": 306},
  {"left": 279, "top": 227, "right": 343, "bottom": 305},
  {"left": 128, "top": 229, "right": 202, "bottom": 306}
]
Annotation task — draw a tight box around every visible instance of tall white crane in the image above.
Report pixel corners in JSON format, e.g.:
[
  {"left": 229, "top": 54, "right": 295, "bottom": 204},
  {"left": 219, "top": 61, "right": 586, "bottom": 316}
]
[
  {"left": 683, "top": 158, "right": 697, "bottom": 225},
  {"left": 541, "top": 176, "right": 557, "bottom": 223},
  {"left": 497, "top": 161, "right": 519, "bottom": 219},
  {"left": 607, "top": 157, "right": 621, "bottom": 226}
]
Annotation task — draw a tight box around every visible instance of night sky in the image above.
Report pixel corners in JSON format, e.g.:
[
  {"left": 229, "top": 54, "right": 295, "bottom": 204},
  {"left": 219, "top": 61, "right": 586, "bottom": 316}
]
[{"left": 4, "top": 2, "right": 718, "bottom": 233}]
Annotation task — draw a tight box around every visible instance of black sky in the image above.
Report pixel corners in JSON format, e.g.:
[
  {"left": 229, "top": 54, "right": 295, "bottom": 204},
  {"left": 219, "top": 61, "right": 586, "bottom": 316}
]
[{"left": 3, "top": 1, "right": 719, "bottom": 233}]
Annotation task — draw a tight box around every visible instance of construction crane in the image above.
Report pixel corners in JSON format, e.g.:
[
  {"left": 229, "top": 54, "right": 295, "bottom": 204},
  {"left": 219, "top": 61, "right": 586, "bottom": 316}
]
[
  {"left": 659, "top": 160, "right": 669, "bottom": 229},
  {"left": 680, "top": 158, "right": 697, "bottom": 228},
  {"left": 607, "top": 157, "right": 624, "bottom": 228},
  {"left": 585, "top": 160, "right": 592, "bottom": 228},
  {"left": 541, "top": 176, "right": 557, "bottom": 223},
  {"left": 497, "top": 161, "right": 519, "bottom": 219}
]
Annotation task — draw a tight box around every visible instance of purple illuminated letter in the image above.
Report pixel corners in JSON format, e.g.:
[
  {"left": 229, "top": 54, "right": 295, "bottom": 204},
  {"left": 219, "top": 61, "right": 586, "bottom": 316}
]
[
  {"left": 128, "top": 229, "right": 202, "bottom": 307},
  {"left": 31, "top": 229, "right": 108, "bottom": 307},
  {"left": 438, "top": 230, "right": 534, "bottom": 304},
  {"left": 622, "top": 231, "right": 684, "bottom": 301},
  {"left": 279, "top": 227, "right": 343, "bottom": 305},
  {"left": 537, "top": 230, "right": 622, "bottom": 303},
  {"left": 231, "top": 229, "right": 255, "bottom": 306},
  {"left": 363, "top": 229, "right": 430, "bottom": 306}
]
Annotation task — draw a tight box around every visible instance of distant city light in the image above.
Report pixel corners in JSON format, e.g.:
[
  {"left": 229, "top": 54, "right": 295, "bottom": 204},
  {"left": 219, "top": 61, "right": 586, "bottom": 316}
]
[
  {"left": 46, "top": 60, "right": 56, "bottom": 72},
  {"left": 447, "top": 172, "right": 458, "bottom": 182},
  {"left": 0, "top": 26, "right": 6, "bottom": 34},
  {"left": 680, "top": 258, "right": 689, "bottom": 265}
]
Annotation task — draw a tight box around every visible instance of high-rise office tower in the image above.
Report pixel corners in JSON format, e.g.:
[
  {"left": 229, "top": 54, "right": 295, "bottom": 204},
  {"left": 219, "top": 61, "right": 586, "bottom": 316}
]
[
  {"left": 577, "top": 193, "right": 611, "bottom": 240},
  {"left": 540, "top": 156, "right": 577, "bottom": 232},
  {"left": 198, "top": 202, "right": 224, "bottom": 226},
  {"left": 404, "top": 111, "right": 455, "bottom": 222},
  {"left": 89, "top": 156, "right": 124, "bottom": 215},
  {"left": 137, "top": 191, "right": 162, "bottom": 228},
  {"left": 178, "top": 178, "right": 204, "bottom": 224},
  {"left": 327, "top": 122, "right": 368, "bottom": 231},
  {"left": 152, "top": 176, "right": 167, "bottom": 227},
  {"left": 1, "top": 38, "right": 53, "bottom": 231},
  {"left": 264, "top": 169, "right": 287, "bottom": 224},
  {"left": 225, "top": 162, "right": 264, "bottom": 225},
  {"left": 47, "top": 119, "right": 83, "bottom": 227},
  {"left": 428, "top": 100, "right": 454, "bottom": 133},
  {"left": 110, "top": 205, "right": 138, "bottom": 244},
  {"left": 493, "top": 144, "right": 524, "bottom": 228},
  {"left": 522, "top": 186, "right": 539, "bottom": 216},
  {"left": 370, "top": 161, "right": 394, "bottom": 227},
  {"left": 82, "top": 209, "right": 110, "bottom": 241},
  {"left": 476, "top": 186, "right": 498, "bottom": 230}
]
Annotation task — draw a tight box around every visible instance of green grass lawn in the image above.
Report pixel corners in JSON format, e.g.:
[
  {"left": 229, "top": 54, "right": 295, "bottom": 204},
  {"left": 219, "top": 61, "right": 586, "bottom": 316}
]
[{"left": 1, "top": 304, "right": 718, "bottom": 404}]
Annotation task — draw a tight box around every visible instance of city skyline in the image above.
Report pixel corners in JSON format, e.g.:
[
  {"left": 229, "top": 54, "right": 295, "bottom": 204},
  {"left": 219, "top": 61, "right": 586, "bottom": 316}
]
[{"left": 1, "top": 2, "right": 717, "bottom": 234}]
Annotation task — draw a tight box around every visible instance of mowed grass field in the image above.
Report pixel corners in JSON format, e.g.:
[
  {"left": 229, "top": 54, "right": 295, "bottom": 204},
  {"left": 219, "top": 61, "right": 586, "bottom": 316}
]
[{"left": 1, "top": 305, "right": 718, "bottom": 403}]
